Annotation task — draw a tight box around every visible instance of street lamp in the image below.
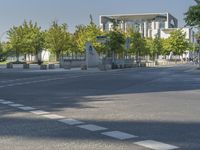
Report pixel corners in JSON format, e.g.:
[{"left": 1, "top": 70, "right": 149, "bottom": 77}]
[{"left": 197, "top": 36, "right": 200, "bottom": 68}]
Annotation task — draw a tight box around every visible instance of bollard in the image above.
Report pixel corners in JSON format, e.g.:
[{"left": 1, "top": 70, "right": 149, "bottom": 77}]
[
  {"left": 40, "top": 64, "right": 47, "bottom": 70},
  {"left": 23, "top": 63, "right": 29, "bottom": 69},
  {"left": 48, "top": 64, "right": 55, "bottom": 69},
  {"left": 81, "top": 64, "right": 87, "bottom": 70},
  {"left": 6, "top": 62, "right": 13, "bottom": 69}
]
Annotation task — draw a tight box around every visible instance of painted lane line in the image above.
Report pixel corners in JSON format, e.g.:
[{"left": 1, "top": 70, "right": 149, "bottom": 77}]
[
  {"left": 30, "top": 110, "right": 50, "bottom": 115},
  {"left": 134, "top": 140, "right": 179, "bottom": 150},
  {"left": 0, "top": 76, "right": 59, "bottom": 83},
  {"left": 0, "top": 77, "right": 66, "bottom": 88},
  {"left": 58, "top": 119, "right": 84, "bottom": 125},
  {"left": 8, "top": 104, "right": 24, "bottom": 107},
  {"left": 102, "top": 131, "right": 137, "bottom": 140},
  {"left": 18, "top": 106, "right": 36, "bottom": 111},
  {"left": 77, "top": 124, "right": 107, "bottom": 132},
  {"left": 0, "top": 101, "right": 14, "bottom": 104},
  {"left": 0, "top": 99, "right": 6, "bottom": 102},
  {"left": 42, "top": 114, "right": 65, "bottom": 120}
]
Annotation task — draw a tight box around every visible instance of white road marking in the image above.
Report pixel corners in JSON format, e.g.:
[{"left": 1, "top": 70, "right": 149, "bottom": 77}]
[
  {"left": 58, "top": 118, "right": 84, "bottom": 125},
  {"left": 42, "top": 114, "right": 65, "bottom": 119},
  {"left": 0, "top": 101, "right": 14, "bottom": 104},
  {"left": 102, "top": 131, "right": 137, "bottom": 140},
  {"left": 0, "top": 99, "right": 6, "bottom": 102},
  {"left": 0, "top": 77, "right": 66, "bottom": 88},
  {"left": 8, "top": 104, "right": 24, "bottom": 107},
  {"left": 0, "top": 73, "right": 107, "bottom": 88},
  {"left": 18, "top": 106, "right": 36, "bottom": 111},
  {"left": 30, "top": 110, "right": 50, "bottom": 115},
  {"left": 134, "top": 140, "right": 179, "bottom": 150},
  {"left": 77, "top": 124, "right": 107, "bottom": 131}
]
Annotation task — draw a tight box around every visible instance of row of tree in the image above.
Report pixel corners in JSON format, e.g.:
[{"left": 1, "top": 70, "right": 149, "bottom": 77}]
[{"left": 0, "top": 17, "right": 197, "bottom": 63}]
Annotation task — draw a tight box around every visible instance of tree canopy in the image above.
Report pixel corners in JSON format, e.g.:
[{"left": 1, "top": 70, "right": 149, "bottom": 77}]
[
  {"left": 106, "top": 29, "right": 125, "bottom": 58},
  {"left": 126, "top": 28, "right": 147, "bottom": 59},
  {"left": 45, "top": 21, "right": 70, "bottom": 61},
  {"left": 167, "top": 29, "right": 189, "bottom": 55},
  {"left": 185, "top": 1, "right": 200, "bottom": 27},
  {"left": 7, "top": 21, "right": 44, "bottom": 62}
]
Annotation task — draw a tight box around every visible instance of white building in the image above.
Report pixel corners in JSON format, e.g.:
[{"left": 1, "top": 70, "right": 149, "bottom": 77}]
[
  {"left": 100, "top": 12, "right": 178, "bottom": 38},
  {"left": 100, "top": 12, "right": 196, "bottom": 60}
]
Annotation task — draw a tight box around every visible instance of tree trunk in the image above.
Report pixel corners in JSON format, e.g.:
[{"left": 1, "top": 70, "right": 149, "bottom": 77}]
[
  {"left": 56, "top": 53, "right": 60, "bottom": 62},
  {"left": 16, "top": 50, "right": 20, "bottom": 63},
  {"left": 35, "top": 51, "right": 39, "bottom": 62},
  {"left": 24, "top": 54, "right": 27, "bottom": 62}
]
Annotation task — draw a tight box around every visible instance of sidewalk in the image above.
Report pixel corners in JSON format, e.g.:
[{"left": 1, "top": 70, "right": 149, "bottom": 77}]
[{"left": 0, "top": 64, "right": 103, "bottom": 73}]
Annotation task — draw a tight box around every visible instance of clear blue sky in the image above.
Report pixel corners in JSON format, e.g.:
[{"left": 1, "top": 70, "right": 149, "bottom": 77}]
[{"left": 0, "top": 0, "right": 196, "bottom": 40}]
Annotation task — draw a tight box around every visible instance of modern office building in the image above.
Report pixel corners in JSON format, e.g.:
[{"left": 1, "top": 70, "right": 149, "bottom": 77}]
[
  {"left": 100, "top": 12, "right": 196, "bottom": 59},
  {"left": 100, "top": 12, "right": 178, "bottom": 38}
]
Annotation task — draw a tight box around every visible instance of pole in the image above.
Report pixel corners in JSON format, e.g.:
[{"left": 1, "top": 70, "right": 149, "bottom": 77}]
[
  {"left": 196, "top": 37, "right": 200, "bottom": 68},
  {"left": 197, "top": 37, "right": 200, "bottom": 68}
]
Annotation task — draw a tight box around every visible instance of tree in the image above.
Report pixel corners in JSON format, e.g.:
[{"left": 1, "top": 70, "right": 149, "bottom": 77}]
[
  {"left": 151, "top": 35, "right": 163, "bottom": 60},
  {"left": 85, "top": 19, "right": 105, "bottom": 55},
  {"left": 0, "top": 42, "right": 6, "bottom": 61},
  {"left": 126, "top": 28, "right": 147, "bottom": 62},
  {"left": 106, "top": 29, "right": 125, "bottom": 61},
  {"left": 7, "top": 21, "right": 44, "bottom": 63},
  {"left": 162, "top": 38, "right": 172, "bottom": 56},
  {"left": 185, "top": 1, "right": 200, "bottom": 27},
  {"left": 72, "top": 16, "right": 104, "bottom": 56},
  {"left": 21, "top": 21, "right": 44, "bottom": 62},
  {"left": 73, "top": 25, "right": 87, "bottom": 55},
  {"left": 45, "top": 21, "right": 70, "bottom": 61},
  {"left": 7, "top": 25, "right": 24, "bottom": 62},
  {"left": 167, "top": 29, "right": 189, "bottom": 56}
]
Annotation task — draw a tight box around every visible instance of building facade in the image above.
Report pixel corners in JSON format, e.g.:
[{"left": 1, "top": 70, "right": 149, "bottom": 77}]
[
  {"left": 100, "top": 12, "right": 196, "bottom": 60},
  {"left": 100, "top": 12, "right": 178, "bottom": 38}
]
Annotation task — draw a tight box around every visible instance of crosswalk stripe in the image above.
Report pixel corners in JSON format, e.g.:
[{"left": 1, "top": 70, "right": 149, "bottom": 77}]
[
  {"left": 102, "top": 131, "right": 137, "bottom": 140},
  {"left": 59, "top": 118, "right": 84, "bottom": 125},
  {"left": 134, "top": 140, "right": 179, "bottom": 150},
  {"left": 42, "top": 114, "right": 65, "bottom": 119},
  {"left": 77, "top": 124, "right": 107, "bottom": 131}
]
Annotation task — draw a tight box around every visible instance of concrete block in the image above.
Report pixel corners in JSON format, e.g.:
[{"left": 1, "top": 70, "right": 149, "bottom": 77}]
[
  {"left": 63, "top": 65, "right": 71, "bottom": 70},
  {"left": 40, "top": 64, "right": 47, "bottom": 70},
  {"left": 48, "top": 64, "right": 55, "bottom": 69},
  {"left": 23, "top": 64, "right": 29, "bottom": 69},
  {"left": 81, "top": 64, "right": 87, "bottom": 70},
  {"left": 6, "top": 63, "right": 13, "bottom": 69}
]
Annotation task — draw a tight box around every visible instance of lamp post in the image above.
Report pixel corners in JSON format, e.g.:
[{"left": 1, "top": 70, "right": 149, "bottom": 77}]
[{"left": 197, "top": 36, "right": 200, "bottom": 68}]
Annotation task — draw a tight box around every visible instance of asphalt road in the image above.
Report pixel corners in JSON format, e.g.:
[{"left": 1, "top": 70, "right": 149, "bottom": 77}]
[{"left": 0, "top": 64, "right": 200, "bottom": 150}]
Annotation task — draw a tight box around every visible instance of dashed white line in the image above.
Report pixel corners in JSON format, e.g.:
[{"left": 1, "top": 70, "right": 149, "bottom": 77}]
[
  {"left": 102, "top": 131, "right": 137, "bottom": 140},
  {"left": 0, "top": 98, "right": 181, "bottom": 149},
  {"left": 8, "top": 104, "right": 24, "bottom": 107},
  {"left": 134, "top": 140, "right": 179, "bottom": 150},
  {"left": 0, "top": 77, "right": 66, "bottom": 88},
  {"left": 42, "top": 114, "right": 65, "bottom": 119},
  {"left": 77, "top": 124, "right": 107, "bottom": 131},
  {"left": 0, "top": 101, "right": 14, "bottom": 104},
  {"left": 30, "top": 110, "right": 50, "bottom": 115},
  {"left": 18, "top": 106, "right": 36, "bottom": 111},
  {"left": 0, "top": 99, "right": 6, "bottom": 102},
  {"left": 59, "top": 118, "right": 84, "bottom": 125}
]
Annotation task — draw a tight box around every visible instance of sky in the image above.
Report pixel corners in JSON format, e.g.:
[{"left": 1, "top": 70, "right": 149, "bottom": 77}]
[{"left": 0, "top": 0, "right": 196, "bottom": 41}]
